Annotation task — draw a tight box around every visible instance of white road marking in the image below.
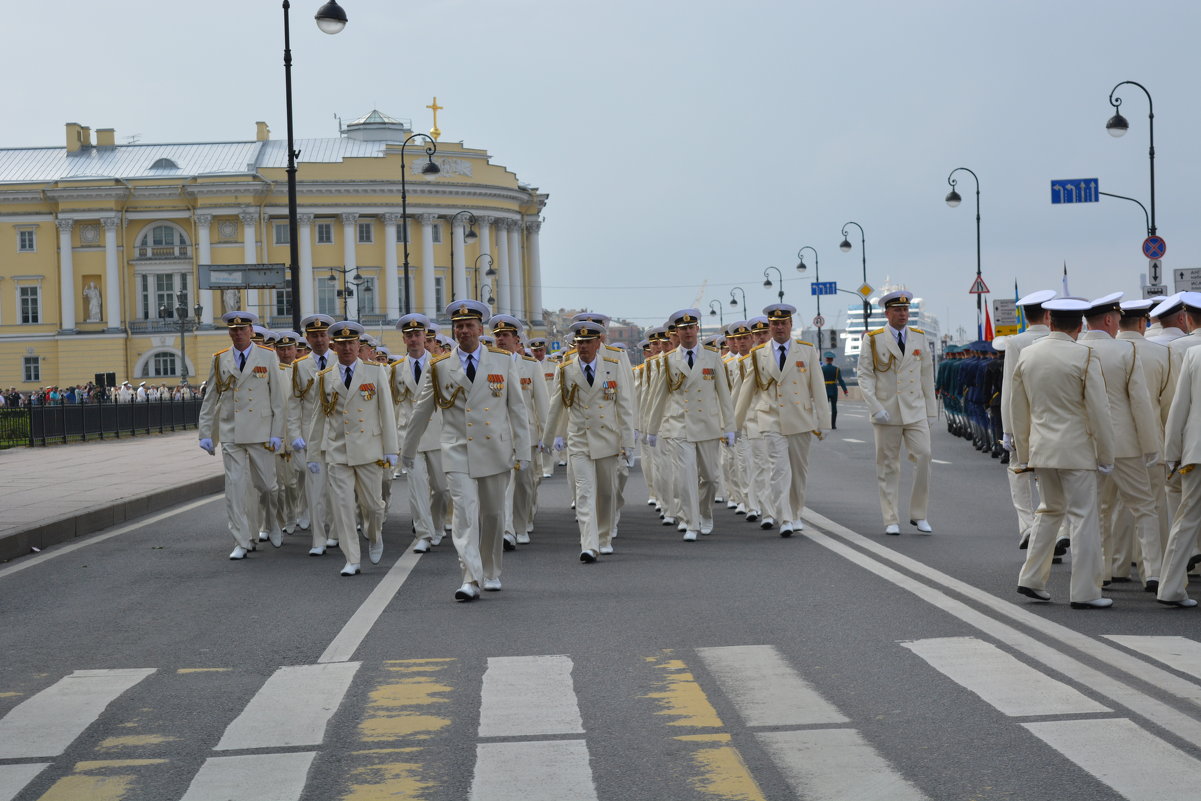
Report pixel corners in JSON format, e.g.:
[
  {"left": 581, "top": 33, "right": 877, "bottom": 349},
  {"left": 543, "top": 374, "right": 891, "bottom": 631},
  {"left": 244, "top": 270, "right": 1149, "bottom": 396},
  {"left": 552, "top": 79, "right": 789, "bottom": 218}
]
[
  {"left": 696, "top": 644, "right": 848, "bottom": 726},
  {"left": 1104, "top": 636, "right": 1201, "bottom": 681},
  {"left": 932, "top": 459, "right": 952, "bottom": 465},
  {"left": 800, "top": 509, "right": 1201, "bottom": 746},
  {"left": 901, "top": 637, "right": 1109, "bottom": 716},
  {"left": 215, "top": 662, "right": 360, "bottom": 750},
  {"left": 1024, "top": 718, "right": 1201, "bottom": 800},
  {"left": 757, "top": 728, "right": 929, "bottom": 801},
  {"left": 478, "top": 655, "right": 583, "bottom": 738},
  {"left": 0, "top": 668, "right": 155, "bottom": 759},
  {"left": 470, "top": 740, "right": 598, "bottom": 801},
  {"left": 0, "top": 764, "right": 49, "bottom": 801},
  {"left": 180, "top": 752, "right": 316, "bottom": 801},
  {"left": 319, "top": 541, "right": 425, "bottom": 664},
  {"left": 0, "top": 496, "right": 218, "bottom": 581},
  {"left": 842, "top": 438, "right": 866, "bottom": 443}
]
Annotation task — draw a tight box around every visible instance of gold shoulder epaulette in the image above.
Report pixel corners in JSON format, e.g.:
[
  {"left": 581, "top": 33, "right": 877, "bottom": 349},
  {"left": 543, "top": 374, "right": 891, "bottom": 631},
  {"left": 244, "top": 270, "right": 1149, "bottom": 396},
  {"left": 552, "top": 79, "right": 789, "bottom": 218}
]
[
  {"left": 795, "top": 339, "right": 813, "bottom": 347},
  {"left": 521, "top": 354, "right": 536, "bottom": 362},
  {"left": 909, "top": 327, "right": 925, "bottom": 334},
  {"left": 750, "top": 342, "right": 766, "bottom": 352},
  {"left": 603, "top": 356, "right": 619, "bottom": 364},
  {"left": 214, "top": 347, "right": 232, "bottom": 356},
  {"left": 704, "top": 344, "right": 719, "bottom": 352},
  {"left": 564, "top": 347, "right": 578, "bottom": 357},
  {"left": 255, "top": 343, "right": 275, "bottom": 351},
  {"left": 664, "top": 346, "right": 679, "bottom": 354},
  {"left": 604, "top": 344, "right": 621, "bottom": 351},
  {"left": 487, "top": 346, "right": 508, "bottom": 355},
  {"left": 430, "top": 352, "right": 452, "bottom": 364},
  {"left": 294, "top": 353, "right": 311, "bottom": 362},
  {"left": 317, "top": 364, "right": 336, "bottom": 376}
]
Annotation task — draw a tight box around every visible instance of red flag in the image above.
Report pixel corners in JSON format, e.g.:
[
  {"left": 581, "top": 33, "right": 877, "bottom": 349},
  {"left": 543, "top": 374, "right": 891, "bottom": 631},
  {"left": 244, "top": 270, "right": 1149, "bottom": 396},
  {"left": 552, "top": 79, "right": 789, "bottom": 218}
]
[{"left": 984, "top": 305, "right": 994, "bottom": 341}]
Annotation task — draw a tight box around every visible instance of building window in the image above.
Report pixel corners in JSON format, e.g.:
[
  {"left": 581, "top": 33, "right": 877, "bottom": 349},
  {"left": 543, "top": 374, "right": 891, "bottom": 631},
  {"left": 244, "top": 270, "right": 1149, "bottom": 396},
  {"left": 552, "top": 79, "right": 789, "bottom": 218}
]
[
  {"left": 274, "top": 287, "right": 293, "bottom": 317},
  {"left": 136, "top": 224, "right": 190, "bottom": 259},
  {"left": 316, "top": 222, "right": 333, "bottom": 244},
  {"left": 23, "top": 356, "right": 40, "bottom": 382},
  {"left": 358, "top": 277, "right": 376, "bottom": 315},
  {"left": 19, "top": 286, "right": 40, "bottom": 323},
  {"left": 358, "top": 221, "right": 374, "bottom": 243},
  {"left": 431, "top": 223, "right": 442, "bottom": 244},
  {"left": 152, "top": 352, "right": 177, "bottom": 377},
  {"left": 18, "top": 230, "right": 35, "bottom": 252},
  {"left": 434, "top": 276, "right": 445, "bottom": 311},
  {"left": 139, "top": 273, "right": 189, "bottom": 319},
  {"left": 274, "top": 223, "right": 290, "bottom": 245},
  {"left": 398, "top": 220, "right": 410, "bottom": 244}
]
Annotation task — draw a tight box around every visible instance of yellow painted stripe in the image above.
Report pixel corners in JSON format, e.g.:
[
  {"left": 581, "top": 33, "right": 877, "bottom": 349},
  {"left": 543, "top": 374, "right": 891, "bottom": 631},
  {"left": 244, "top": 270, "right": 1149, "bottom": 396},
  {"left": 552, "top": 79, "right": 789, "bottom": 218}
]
[
  {"left": 689, "top": 742, "right": 767, "bottom": 801},
  {"left": 0, "top": 691, "right": 23, "bottom": 697},
  {"left": 175, "top": 668, "right": 231, "bottom": 674},
  {"left": 36, "top": 760, "right": 167, "bottom": 801},
  {"left": 73, "top": 760, "right": 167, "bottom": 771},
  {"left": 358, "top": 660, "right": 454, "bottom": 742},
  {"left": 97, "top": 734, "right": 179, "bottom": 750},
  {"left": 339, "top": 755, "right": 435, "bottom": 801},
  {"left": 642, "top": 652, "right": 723, "bottom": 728}
]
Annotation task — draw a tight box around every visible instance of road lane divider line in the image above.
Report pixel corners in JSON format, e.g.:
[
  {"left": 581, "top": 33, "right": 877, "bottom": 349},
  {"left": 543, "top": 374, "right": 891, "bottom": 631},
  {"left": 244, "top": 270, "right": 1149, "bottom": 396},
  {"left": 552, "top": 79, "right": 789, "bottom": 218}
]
[
  {"left": 478, "top": 655, "right": 583, "bottom": 738},
  {"left": 695, "top": 645, "right": 848, "bottom": 727},
  {"left": 318, "top": 542, "right": 423, "bottom": 665},
  {"left": 215, "top": 662, "right": 360, "bottom": 751},
  {"left": 0, "top": 668, "right": 155, "bottom": 759},
  {"left": 179, "top": 751, "right": 316, "bottom": 801},
  {"left": 1103, "top": 636, "right": 1201, "bottom": 681}
]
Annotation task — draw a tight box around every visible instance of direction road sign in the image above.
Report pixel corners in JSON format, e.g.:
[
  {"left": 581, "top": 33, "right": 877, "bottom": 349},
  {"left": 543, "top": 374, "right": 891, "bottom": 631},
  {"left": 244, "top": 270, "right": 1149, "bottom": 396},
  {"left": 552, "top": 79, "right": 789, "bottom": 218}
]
[
  {"left": 200, "top": 264, "right": 288, "bottom": 289},
  {"left": 1143, "top": 236, "right": 1167, "bottom": 260},
  {"left": 1050, "top": 178, "right": 1099, "bottom": 204},
  {"left": 1173, "top": 268, "right": 1201, "bottom": 292},
  {"left": 1143, "top": 285, "right": 1168, "bottom": 298},
  {"left": 812, "top": 315, "right": 825, "bottom": 328},
  {"left": 1148, "top": 259, "right": 1163, "bottom": 285},
  {"left": 968, "top": 276, "right": 990, "bottom": 294},
  {"left": 810, "top": 281, "right": 837, "bottom": 296},
  {"left": 856, "top": 283, "right": 873, "bottom": 298}
]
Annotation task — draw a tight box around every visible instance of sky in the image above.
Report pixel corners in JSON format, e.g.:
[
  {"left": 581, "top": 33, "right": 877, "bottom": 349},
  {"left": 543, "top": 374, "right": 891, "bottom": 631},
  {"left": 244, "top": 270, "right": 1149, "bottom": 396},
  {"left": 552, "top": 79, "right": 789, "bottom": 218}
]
[{"left": 8, "top": 0, "right": 1201, "bottom": 342}]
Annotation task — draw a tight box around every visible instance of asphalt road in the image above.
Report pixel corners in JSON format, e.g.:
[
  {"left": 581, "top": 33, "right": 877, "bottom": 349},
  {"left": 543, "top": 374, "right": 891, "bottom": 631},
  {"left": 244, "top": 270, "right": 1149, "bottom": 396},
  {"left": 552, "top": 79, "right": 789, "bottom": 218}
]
[{"left": 3, "top": 402, "right": 1201, "bottom": 801}]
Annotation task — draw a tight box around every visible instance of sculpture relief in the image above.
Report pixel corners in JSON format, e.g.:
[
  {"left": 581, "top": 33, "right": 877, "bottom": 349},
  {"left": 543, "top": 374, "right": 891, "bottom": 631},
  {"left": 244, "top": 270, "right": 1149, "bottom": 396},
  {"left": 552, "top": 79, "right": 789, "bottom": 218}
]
[{"left": 84, "top": 282, "right": 102, "bottom": 321}]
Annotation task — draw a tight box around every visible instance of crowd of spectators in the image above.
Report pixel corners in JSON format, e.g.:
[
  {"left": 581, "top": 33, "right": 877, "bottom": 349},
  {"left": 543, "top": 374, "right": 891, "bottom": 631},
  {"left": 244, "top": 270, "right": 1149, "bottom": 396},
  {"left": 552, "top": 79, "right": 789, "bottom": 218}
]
[{"left": 0, "top": 382, "right": 204, "bottom": 408}]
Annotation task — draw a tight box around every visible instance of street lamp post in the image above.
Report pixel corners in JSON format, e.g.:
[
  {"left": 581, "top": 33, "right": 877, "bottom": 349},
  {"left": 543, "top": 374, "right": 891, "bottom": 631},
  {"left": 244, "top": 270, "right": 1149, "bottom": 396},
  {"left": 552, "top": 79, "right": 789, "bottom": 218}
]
[
  {"left": 796, "top": 246, "right": 821, "bottom": 347},
  {"left": 762, "top": 266, "right": 784, "bottom": 304},
  {"left": 158, "top": 290, "right": 203, "bottom": 385},
  {"left": 400, "top": 133, "right": 441, "bottom": 315},
  {"left": 283, "top": 0, "right": 348, "bottom": 334},
  {"left": 325, "top": 267, "right": 366, "bottom": 320},
  {"left": 479, "top": 281, "right": 496, "bottom": 306},
  {"left": 1106, "top": 80, "right": 1156, "bottom": 235},
  {"left": 945, "top": 167, "right": 983, "bottom": 339},
  {"left": 473, "top": 253, "right": 496, "bottom": 299},
  {"left": 448, "top": 211, "right": 480, "bottom": 301},
  {"left": 708, "top": 299, "right": 724, "bottom": 327},
  {"left": 729, "top": 286, "right": 747, "bottom": 319},
  {"left": 839, "top": 222, "right": 871, "bottom": 335}
]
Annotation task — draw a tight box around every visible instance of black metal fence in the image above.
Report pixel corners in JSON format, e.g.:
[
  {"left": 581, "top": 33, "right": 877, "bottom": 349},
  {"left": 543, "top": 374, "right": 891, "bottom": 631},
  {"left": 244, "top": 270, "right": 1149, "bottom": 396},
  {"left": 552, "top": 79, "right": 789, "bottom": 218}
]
[{"left": 0, "top": 399, "right": 202, "bottom": 448}]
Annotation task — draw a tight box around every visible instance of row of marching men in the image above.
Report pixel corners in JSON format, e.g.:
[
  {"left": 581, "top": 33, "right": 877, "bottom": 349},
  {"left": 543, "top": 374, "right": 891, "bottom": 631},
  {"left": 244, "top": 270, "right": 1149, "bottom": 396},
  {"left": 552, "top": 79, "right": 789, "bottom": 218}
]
[
  {"left": 936, "top": 340, "right": 1007, "bottom": 461},
  {"left": 1003, "top": 289, "right": 1201, "bottom": 609}
]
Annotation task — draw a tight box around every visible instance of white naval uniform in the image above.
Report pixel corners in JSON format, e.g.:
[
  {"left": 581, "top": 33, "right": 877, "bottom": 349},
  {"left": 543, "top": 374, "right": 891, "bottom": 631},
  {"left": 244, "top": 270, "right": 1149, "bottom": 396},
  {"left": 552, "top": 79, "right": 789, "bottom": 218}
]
[
  {"left": 1159, "top": 345, "right": 1201, "bottom": 603},
  {"left": 392, "top": 352, "right": 449, "bottom": 544},
  {"left": 506, "top": 352, "right": 549, "bottom": 541},
  {"left": 292, "top": 350, "right": 336, "bottom": 547},
  {"left": 1000, "top": 324, "right": 1051, "bottom": 545}
]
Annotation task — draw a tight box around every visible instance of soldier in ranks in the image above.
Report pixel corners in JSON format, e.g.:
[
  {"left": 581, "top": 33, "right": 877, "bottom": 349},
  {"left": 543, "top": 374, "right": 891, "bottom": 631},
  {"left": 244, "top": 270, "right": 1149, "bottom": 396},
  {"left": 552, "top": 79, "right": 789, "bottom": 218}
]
[
  {"left": 492, "top": 315, "right": 549, "bottom": 547},
  {"left": 857, "top": 290, "right": 937, "bottom": 535},
  {"left": 546, "top": 321, "right": 636, "bottom": 561},
  {"left": 197, "top": 311, "right": 287, "bottom": 560},
  {"left": 529, "top": 336, "right": 556, "bottom": 479},
  {"left": 1012, "top": 298, "right": 1115, "bottom": 608},
  {"left": 1157, "top": 341, "right": 1201, "bottom": 607},
  {"left": 741, "top": 316, "right": 772, "bottom": 523},
  {"left": 721, "top": 321, "right": 754, "bottom": 516},
  {"left": 1148, "top": 292, "right": 1189, "bottom": 346},
  {"left": 292, "top": 314, "right": 338, "bottom": 556},
  {"left": 719, "top": 323, "right": 746, "bottom": 513},
  {"left": 248, "top": 329, "right": 283, "bottom": 546},
  {"left": 636, "top": 329, "right": 663, "bottom": 514},
  {"left": 645, "top": 309, "right": 735, "bottom": 542},
  {"left": 251, "top": 325, "right": 269, "bottom": 345},
  {"left": 999, "top": 290, "right": 1056, "bottom": 549},
  {"left": 392, "top": 313, "right": 450, "bottom": 554},
  {"left": 734, "top": 304, "right": 829, "bottom": 536},
  {"left": 306, "top": 321, "right": 398, "bottom": 576},
  {"left": 402, "top": 300, "right": 532, "bottom": 602},
  {"left": 821, "top": 351, "right": 848, "bottom": 429},
  {"left": 1159, "top": 292, "right": 1201, "bottom": 574},
  {"left": 1079, "top": 294, "right": 1163, "bottom": 590},
  {"left": 652, "top": 320, "right": 686, "bottom": 529},
  {"left": 271, "top": 331, "right": 305, "bottom": 537}
]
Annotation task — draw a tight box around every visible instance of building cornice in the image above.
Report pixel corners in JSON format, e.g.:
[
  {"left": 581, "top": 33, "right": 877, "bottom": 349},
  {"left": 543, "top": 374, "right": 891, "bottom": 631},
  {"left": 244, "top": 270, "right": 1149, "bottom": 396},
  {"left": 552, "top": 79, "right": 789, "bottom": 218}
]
[{"left": 42, "top": 186, "right": 131, "bottom": 203}]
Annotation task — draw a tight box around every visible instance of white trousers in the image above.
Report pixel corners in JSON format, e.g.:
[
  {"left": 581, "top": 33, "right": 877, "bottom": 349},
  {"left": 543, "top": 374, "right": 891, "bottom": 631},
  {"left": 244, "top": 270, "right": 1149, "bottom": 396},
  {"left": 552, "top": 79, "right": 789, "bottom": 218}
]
[
  {"left": 571, "top": 452, "right": 618, "bottom": 553},
  {"left": 222, "top": 443, "right": 277, "bottom": 549},
  {"left": 1157, "top": 467, "right": 1201, "bottom": 603},
  {"left": 326, "top": 461, "right": 384, "bottom": 566},
  {"left": 1008, "top": 468, "right": 1039, "bottom": 545},
  {"left": 746, "top": 435, "right": 769, "bottom": 516},
  {"left": 304, "top": 452, "right": 333, "bottom": 547},
  {"left": 447, "top": 471, "right": 508, "bottom": 585},
  {"left": 763, "top": 431, "right": 813, "bottom": 523},
  {"left": 1018, "top": 468, "right": 1104, "bottom": 603},
  {"left": 871, "top": 421, "right": 931, "bottom": 526},
  {"left": 1099, "top": 457, "right": 1163, "bottom": 582},
  {"left": 409, "top": 449, "right": 449, "bottom": 540},
  {"left": 664, "top": 437, "right": 720, "bottom": 532}
]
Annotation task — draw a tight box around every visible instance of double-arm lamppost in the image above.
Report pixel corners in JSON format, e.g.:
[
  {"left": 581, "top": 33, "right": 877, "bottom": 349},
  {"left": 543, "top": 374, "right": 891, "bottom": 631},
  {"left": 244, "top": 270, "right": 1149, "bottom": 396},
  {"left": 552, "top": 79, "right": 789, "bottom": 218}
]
[
  {"left": 796, "top": 246, "right": 821, "bottom": 347},
  {"left": 762, "top": 266, "right": 785, "bottom": 304},
  {"left": 945, "top": 167, "right": 983, "bottom": 339},
  {"left": 729, "top": 286, "right": 747, "bottom": 319},
  {"left": 158, "top": 290, "right": 203, "bottom": 384},
  {"left": 473, "top": 253, "right": 496, "bottom": 299},
  {"left": 283, "top": 0, "right": 348, "bottom": 334},
  {"left": 839, "top": 221, "right": 870, "bottom": 333},
  {"left": 708, "top": 299, "right": 724, "bottom": 327},
  {"left": 1106, "top": 80, "right": 1157, "bottom": 235},
  {"left": 400, "top": 133, "right": 440, "bottom": 314},
  {"left": 325, "top": 266, "right": 366, "bottom": 320}
]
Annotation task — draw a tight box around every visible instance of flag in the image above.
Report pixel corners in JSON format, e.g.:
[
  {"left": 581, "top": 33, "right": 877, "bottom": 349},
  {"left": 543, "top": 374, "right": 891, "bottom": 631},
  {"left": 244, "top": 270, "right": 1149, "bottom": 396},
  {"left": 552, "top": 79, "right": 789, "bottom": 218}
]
[
  {"left": 984, "top": 304, "right": 994, "bottom": 341},
  {"left": 1015, "top": 278, "right": 1025, "bottom": 333},
  {"left": 1061, "top": 261, "right": 1070, "bottom": 297}
]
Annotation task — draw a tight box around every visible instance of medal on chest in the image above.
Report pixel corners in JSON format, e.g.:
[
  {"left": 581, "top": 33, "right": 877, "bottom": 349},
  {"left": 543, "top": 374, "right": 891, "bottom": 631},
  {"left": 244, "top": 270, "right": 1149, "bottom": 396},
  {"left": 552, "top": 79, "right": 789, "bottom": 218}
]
[{"left": 488, "top": 374, "right": 505, "bottom": 397}]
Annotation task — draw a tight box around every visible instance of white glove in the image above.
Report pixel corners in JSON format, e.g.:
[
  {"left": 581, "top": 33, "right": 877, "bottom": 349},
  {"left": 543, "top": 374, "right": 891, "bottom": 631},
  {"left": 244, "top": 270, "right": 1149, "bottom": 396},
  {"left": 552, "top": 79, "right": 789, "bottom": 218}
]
[
  {"left": 1097, "top": 463, "right": 1114, "bottom": 474},
  {"left": 267, "top": 437, "right": 283, "bottom": 452},
  {"left": 516, "top": 459, "right": 530, "bottom": 472},
  {"left": 872, "top": 410, "right": 890, "bottom": 423},
  {"left": 724, "top": 432, "right": 736, "bottom": 447},
  {"left": 553, "top": 436, "right": 566, "bottom": 452},
  {"left": 198, "top": 437, "right": 215, "bottom": 455},
  {"left": 1145, "top": 452, "right": 1159, "bottom": 466},
  {"left": 1167, "top": 460, "right": 1179, "bottom": 474},
  {"left": 623, "top": 449, "right": 636, "bottom": 468},
  {"left": 307, "top": 462, "right": 321, "bottom": 474},
  {"left": 402, "top": 456, "right": 415, "bottom": 470},
  {"left": 292, "top": 437, "right": 306, "bottom": 451},
  {"left": 385, "top": 454, "right": 399, "bottom": 468},
  {"left": 1001, "top": 433, "right": 1014, "bottom": 453},
  {"left": 646, "top": 434, "right": 658, "bottom": 447},
  {"left": 634, "top": 429, "right": 642, "bottom": 443}
]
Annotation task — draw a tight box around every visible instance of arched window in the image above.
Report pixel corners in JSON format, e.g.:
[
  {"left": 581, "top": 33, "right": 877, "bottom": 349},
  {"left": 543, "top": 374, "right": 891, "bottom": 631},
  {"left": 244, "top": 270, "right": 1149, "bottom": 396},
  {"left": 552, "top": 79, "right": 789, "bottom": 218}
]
[
  {"left": 149, "top": 157, "right": 180, "bottom": 170},
  {"left": 136, "top": 223, "right": 190, "bottom": 259},
  {"left": 150, "top": 352, "right": 177, "bottom": 377}
]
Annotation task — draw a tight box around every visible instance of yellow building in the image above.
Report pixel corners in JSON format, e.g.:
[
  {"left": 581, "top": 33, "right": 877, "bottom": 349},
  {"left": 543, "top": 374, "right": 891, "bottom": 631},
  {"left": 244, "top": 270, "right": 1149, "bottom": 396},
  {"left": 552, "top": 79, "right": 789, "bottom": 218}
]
[{"left": 0, "top": 111, "right": 548, "bottom": 387}]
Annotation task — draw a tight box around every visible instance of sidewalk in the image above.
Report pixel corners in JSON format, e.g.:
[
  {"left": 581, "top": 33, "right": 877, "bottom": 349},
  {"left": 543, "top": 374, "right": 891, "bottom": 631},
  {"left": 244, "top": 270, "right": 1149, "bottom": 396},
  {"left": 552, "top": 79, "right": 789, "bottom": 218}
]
[{"left": 0, "top": 430, "right": 224, "bottom": 563}]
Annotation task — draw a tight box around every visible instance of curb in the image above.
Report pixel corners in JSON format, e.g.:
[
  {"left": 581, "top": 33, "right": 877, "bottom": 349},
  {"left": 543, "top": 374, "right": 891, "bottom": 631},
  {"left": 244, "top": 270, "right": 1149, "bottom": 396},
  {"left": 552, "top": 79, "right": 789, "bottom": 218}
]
[{"left": 0, "top": 474, "right": 224, "bottom": 564}]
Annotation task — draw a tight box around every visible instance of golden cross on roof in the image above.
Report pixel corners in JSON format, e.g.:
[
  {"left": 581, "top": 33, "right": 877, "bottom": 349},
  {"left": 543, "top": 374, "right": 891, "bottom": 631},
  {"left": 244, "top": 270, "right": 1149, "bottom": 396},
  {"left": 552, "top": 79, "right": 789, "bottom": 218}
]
[{"left": 426, "top": 96, "right": 443, "bottom": 141}]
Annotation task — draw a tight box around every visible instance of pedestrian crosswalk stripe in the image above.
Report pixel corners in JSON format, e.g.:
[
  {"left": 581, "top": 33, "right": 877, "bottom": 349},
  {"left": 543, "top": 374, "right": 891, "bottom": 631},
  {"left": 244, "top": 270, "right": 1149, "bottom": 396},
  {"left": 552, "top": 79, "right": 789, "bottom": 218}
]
[
  {"left": 215, "top": 662, "right": 360, "bottom": 751},
  {"left": 697, "top": 644, "right": 848, "bottom": 727},
  {"left": 901, "top": 637, "right": 1110, "bottom": 717},
  {"left": 757, "top": 728, "right": 929, "bottom": 801},
  {"left": 478, "top": 655, "right": 583, "bottom": 738},
  {"left": 470, "top": 741, "right": 598, "bottom": 801},
  {"left": 0, "top": 763, "right": 49, "bottom": 801},
  {"left": 180, "top": 752, "right": 317, "bottom": 801},
  {"left": 0, "top": 668, "right": 155, "bottom": 759},
  {"left": 1103, "top": 635, "right": 1201, "bottom": 681}
]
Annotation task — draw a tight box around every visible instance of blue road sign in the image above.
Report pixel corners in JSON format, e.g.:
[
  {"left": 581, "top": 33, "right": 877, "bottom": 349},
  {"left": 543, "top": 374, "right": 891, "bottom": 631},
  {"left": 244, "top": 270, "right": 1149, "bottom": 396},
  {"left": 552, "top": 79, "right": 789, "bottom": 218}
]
[
  {"left": 810, "top": 281, "right": 838, "bottom": 296},
  {"left": 551, "top": 341, "right": 561, "bottom": 351},
  {"left": 1143, "top": 236, "right": 1166, "bottom": 259},
  {"left": 1050, "top": 179, "right": 1099, "bottom": 204}
]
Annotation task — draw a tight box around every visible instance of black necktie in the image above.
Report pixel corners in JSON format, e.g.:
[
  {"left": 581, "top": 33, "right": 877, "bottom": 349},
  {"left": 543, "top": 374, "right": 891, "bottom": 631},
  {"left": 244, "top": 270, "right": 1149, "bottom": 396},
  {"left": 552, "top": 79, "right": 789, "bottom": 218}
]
[
  {"left": 778, "top": 345, "right": 786, "bottom": 370},
  {"left": 897, "top": 333, "right": 905, "bottom": 354},
  {"left": 343, "top": 366, "right": 353, "bottom": 389},
  {"left": 686, "top": 350, "right": 694, "bottom": 369},
  {"left": 318, "top": 355, "right": 326, "bottom": 370},
  {"left": 238, "top": 352, "right": 246, "bottom": 372},
  {"left": 414, "top": 362, "right": 422, "bottom": 385},
  {"left": 586, "top": 364, "right": 594, "bottom": 386},
  {"left": 465, "top": 354, "right": 476, "bottom": 382}
]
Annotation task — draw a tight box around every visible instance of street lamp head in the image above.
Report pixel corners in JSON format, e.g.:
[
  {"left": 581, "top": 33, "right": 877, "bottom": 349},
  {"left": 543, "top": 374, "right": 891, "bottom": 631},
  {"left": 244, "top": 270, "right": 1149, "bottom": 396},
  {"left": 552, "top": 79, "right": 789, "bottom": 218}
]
[
  {"left": 314, "top": 0, "right": 348, "bottom": 34},
  {"left": 485, "top": 265, "right": 496, "bottom": 276},
  {"left": 350, "top": 272, "right": 366, "bottom": 287},
  {"left": 728, "top": 297, "right": 737, "bottom": 307},
  {"left": 465, "top": 227, "right": 478, "bottom": 243},
  {"left": 945, "top": 188, "right": 962, "bottom": 207},
  {"left": 709, "top": 307, "right": 717, "bottom": 316},
  {"left": 1106, "top": 111, "right": 1129, "bottom": 137},
  {"left": 839, "top": 237, "right": 852, "bottom": 253},
  {"left": 421, "top": 158, "right": 441, "bottom": 175},
  {"left": 796, "top": 259, "right": 807, "bottom": 273},
  {"left": 762, "top": 277, "right": 772, "bottom": 288}
]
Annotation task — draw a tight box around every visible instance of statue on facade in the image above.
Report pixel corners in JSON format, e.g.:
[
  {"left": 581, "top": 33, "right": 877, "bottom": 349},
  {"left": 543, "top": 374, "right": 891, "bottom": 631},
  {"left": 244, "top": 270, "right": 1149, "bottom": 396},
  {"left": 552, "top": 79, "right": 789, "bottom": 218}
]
[
  {"left": 84, "top": 282, "right": 102, "bottom": 321},
  {"left": 223, "top": 289, "right": 240, "bottom": 312}
]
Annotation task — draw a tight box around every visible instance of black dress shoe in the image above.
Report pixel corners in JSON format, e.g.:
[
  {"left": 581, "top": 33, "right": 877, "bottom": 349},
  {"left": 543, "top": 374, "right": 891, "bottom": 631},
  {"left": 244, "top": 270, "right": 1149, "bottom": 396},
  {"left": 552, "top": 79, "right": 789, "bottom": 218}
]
[
  {"left": 579, "top": 550, "right": 597, "bottom": 563},
  {"left": 1018, "top": 534, "right": 1029, "bottom": 550},
  {"left": 1188, "top": 554, "right": 1201, "bottom": 572},
  {"left": 1145, "top": 579, "right": 1160, "bottom": 592},
  {"left": 1053, "top": 538, "right": 1070, "bottom": 557},
  {"left": 1017, "top": 586, "right": 1050, "bottom": 601}
]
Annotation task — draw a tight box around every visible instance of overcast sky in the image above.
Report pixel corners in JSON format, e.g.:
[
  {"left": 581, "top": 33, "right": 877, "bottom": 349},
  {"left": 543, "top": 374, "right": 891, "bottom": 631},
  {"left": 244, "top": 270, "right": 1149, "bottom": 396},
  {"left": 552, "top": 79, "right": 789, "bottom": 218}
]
[{"left": 9, "top": 0, "right": 1201, "bottom": 340}]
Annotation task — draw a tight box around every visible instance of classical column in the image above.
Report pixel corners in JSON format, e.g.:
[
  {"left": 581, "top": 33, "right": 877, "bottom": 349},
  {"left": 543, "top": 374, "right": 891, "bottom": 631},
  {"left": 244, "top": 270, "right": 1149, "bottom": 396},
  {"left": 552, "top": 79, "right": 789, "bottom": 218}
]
[
  {"left": 341, "top": 213, "right": 359, "bottom": 319},
  {"left": 239, "top": 212, "right": 259, "bottom": 311},
  {"left": 193, "top": 214, "right": 214, "bottom": 326},
  {"left": 477, "top": 215, "right": 494, "bottom": 304},
  {"left": 297, "top": 213, "right": 314, "bottom": 317},
  {"left": 494, "top": 221, "right": 510, "bottom": 314},
  {"left": 507, "top": 219, "right": 524, "bottom": 320},
  {"left": 450, "top": 214, "right": 467, "bottom": 301},
  {"left": 102, "top": 217, "right": 123, "bottom": 330},
  {"left": 57, "top": 219, "right": 76, "bottom": 331},
  {"left": 418, "top": 214, "right": 437, "bottom": 317},
  {"left": 383, "top": 213, "right": 401, "bottom": 320},
  {"left": 525, "top": 220, "right": 543, "bottom": 324}
]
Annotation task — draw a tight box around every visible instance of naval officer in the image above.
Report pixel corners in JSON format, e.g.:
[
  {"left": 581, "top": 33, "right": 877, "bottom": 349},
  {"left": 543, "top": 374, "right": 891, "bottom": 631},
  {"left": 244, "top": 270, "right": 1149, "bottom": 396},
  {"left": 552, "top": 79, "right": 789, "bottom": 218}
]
[{"left": 292, "top": 313, "right": 337, "bottom": 555}]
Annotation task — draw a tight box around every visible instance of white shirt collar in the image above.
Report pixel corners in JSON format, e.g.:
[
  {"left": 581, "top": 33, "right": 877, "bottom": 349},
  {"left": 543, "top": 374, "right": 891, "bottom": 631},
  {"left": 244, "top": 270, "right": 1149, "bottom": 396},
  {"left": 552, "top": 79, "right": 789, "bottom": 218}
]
[
  {"left": 888, "top": 324, "right": 906, "bottom": 339},
  {"left": 235, "top": 343, "right": 254, "bottom": 357},
  {"left": 459, "top": 345, "right": 483, "bottom": 369},
  {"left": 773, "top": 339, "right": 791, "bottom": 353}
]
